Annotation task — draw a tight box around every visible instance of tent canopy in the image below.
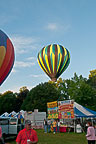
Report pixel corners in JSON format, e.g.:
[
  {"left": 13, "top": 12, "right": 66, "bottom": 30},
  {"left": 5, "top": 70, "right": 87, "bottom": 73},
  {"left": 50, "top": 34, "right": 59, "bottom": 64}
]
[
  {"left": 74, "top": 102, "right": 96, "bottom": 118},
  {"left": 1, "top": 112, "right": 9, "bottom": 117}
]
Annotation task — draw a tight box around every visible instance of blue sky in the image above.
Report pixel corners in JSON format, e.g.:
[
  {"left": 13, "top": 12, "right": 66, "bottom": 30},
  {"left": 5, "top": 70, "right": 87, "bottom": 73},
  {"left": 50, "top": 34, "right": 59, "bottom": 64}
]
[{"left": 0, "top": 0, "right": 96, "bottom": 93}]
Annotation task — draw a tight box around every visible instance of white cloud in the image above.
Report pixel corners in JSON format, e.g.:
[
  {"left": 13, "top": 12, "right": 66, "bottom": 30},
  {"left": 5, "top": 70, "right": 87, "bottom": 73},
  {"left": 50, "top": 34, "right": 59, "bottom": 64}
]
[
  {"left": 11, "top": 35, "right": 39, "bottom": 54},
  {"left": 46, "top": 23, "right": 58, "bottom": 31},
  {"left": 15, "top": 61, "right": 35, "bottom": 68},
  {"left": 29, "top": 74, "right": 46, "bottom": 78},
  {"left": 26, "top": 56, "right": 36, "bottom": 61},
  {"left": 45, "top": 22, "right": 71, "bottom": 32}
]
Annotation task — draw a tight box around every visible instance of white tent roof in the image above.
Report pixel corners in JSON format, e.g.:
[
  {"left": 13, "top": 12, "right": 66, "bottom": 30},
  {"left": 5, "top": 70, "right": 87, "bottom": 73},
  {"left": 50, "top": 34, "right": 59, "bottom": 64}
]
[{"left": 74, "top": 102, "right": 96, "bottom": 117}]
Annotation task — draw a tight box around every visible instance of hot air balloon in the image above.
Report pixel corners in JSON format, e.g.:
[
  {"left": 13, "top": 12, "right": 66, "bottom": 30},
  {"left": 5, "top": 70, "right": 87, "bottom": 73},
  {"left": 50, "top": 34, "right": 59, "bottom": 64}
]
[
  {"left": 37, "top": 44, "right": 70, "bottom": 82},
  {"left": 0, "top": 30, "right": 15, "bottom": 85}
]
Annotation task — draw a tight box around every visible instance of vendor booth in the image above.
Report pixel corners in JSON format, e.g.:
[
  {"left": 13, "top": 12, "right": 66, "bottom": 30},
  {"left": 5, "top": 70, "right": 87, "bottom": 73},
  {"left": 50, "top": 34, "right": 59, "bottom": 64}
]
[
  {"left": 74, "top": 102, "right": 96, "bottom": 133},
  {"left": 47, "top": 100, "right": 75, "bottom": 133},
  {"left": 47, "top": 100, "right": 96, "bottom": 133}
]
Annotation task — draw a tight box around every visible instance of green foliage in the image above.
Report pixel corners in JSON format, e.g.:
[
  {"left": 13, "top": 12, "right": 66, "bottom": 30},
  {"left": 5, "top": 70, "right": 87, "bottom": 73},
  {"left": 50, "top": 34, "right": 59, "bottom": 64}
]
[
  {"left": 55, "top": 78, "right": 69, "bottom": 100},
  {"left": 51, "top": 73, "right": 96, "bottom": 111},
  {"left": 0, "top": 88, "right": 29, "bottom": 115},
  {"left": 89, "top": 69, "right": 96, "bottom": 78},
  {"left": 21, "top": 74, "right": 96, "bottom": 112},
  {"left": 15, "top": 87, "right": 29, "bottom": 111},
  {"left": 87, "top": 69, "right": 96, "bottom": 89},
  {"left": 21, "top": 82, "right": 60, "bottom": 112},
  {"left": 17, "top": 87, "right": 29, "bottom": 101},
  {"left": 66, "top": 73, "right": 96, "bottom": 110},
  {"left": 0, "top": 91, "right": 17, "bottom": 115}
]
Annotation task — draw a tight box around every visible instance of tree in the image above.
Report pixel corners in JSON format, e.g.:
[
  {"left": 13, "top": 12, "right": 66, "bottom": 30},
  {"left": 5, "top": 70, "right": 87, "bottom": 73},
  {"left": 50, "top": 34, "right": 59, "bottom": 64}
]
[
  {"left": 55, "top": 78, "right": 69, "bottom": 100},
  {"left": 87, "top": 69, "right": 96, "bottom": 89},
  {"left": 17, "top": 86, "right": 29, "bottom": 101},
  {"left": 21, "top": 82, "right": 61, "bottom": 112},
  {"left": 0, "top": 91, "right": 17, "bottom": 115},
  {"left": 89, "top": 69, "right": 96, "bottom": 78},
  {"left": 51, "top": 73, "right": 96, "bottom": 111},
  {"left": 0, "top": 93, "right": 2, "bottom": 97},
  {"left": 16, "top": 86, "right": 29, "bottom": 111},
  {"left": 66, "top": 73, "right": 96, "bottom": 110}
]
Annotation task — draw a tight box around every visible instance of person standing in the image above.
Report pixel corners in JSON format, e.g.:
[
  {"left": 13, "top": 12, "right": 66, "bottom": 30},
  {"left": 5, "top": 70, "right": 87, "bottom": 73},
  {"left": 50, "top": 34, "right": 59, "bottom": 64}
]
[
  {"left": 53, "top": 119, "right": 57, "bottom": 134},
  {"left": 47, "top": 119, "right": 51, "bottom": 133},
  {"left": 43, "top": 119, "right": 47, "bottom": 133},
  {"left": 16, "top": 120, "right": 38, "bottom": 144},
  {"left": 51, "top": 123, "right": 53, "bottom": 133},
  {"left": 57, "top": 119, "right": 60, "bottom": 132},
  {"left": 0, "top": 126, "right": 5, "bottom": 144},
  {"left": 86, "top": 122, "right": 96, "bottom": 144}
]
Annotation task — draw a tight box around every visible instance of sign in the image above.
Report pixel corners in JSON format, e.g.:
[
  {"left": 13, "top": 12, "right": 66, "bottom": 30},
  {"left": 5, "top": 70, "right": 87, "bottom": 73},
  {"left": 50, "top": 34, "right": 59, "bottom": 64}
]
[
  {"left": 47, "top": 101, "right": 58, "bottom": 119},
  {"left": 58, "top": 100, "right": 74, "bottom": 119}
]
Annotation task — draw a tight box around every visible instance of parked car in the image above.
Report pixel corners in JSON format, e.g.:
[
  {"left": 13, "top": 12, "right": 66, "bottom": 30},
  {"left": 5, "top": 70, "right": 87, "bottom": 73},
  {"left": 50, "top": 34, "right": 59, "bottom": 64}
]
[{"left": 0, "top": 116, "right": 24, "bottom": 139}]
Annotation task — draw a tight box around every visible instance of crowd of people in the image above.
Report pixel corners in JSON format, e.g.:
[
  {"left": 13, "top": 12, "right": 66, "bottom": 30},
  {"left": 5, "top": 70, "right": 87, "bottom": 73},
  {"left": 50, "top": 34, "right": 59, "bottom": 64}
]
[
  {"left": 43, "top": 119, "right": 60, "bottom": 134},
  {"left": 43, "top": 119, "right": 96, "bottom": 143}
]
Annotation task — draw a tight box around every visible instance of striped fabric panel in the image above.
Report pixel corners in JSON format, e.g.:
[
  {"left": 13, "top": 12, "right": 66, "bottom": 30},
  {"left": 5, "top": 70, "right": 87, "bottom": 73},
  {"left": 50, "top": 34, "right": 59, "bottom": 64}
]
[
  {"left": 0, "top": 46, "right": 6, "bottom": 68},
  {"left": 0, "top": 39, "right": 13, "bottom": 79},
  {"left": 58, "top": 48, "right": 70, "bottom": 77},
  {"left": 37, "top": 49, "right": 51, "bottom": 78},
  {"left": 0, "top": 30, "right": 8, "bottom": 48},
  {"left": 0, "top": 41, "right": 14, "bottom": 85},
  {"left": 0, "top": 31, "right": 15, "bottom": 85}
]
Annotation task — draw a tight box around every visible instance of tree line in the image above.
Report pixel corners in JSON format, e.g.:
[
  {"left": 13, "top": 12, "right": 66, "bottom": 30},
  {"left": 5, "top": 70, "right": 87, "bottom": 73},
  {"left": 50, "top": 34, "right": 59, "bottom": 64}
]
[{"left": 0, "top": 70, "right": 96, "bottom": 115}]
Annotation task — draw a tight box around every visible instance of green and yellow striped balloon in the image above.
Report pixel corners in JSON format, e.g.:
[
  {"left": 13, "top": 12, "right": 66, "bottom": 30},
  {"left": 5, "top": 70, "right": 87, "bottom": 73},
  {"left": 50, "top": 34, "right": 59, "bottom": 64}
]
[{"left": 37, "top": 44, "right": 70, "bottom": 82}]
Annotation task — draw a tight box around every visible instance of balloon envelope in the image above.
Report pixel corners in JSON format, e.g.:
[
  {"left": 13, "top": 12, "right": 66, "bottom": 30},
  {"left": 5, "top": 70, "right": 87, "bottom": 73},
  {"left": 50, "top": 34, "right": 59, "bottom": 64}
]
[
  {"left": 37, "top": 44, "right": 70, "bottom": 81},
  {"left": 0, "top": 30, "right": 15, "bottom": 85}
]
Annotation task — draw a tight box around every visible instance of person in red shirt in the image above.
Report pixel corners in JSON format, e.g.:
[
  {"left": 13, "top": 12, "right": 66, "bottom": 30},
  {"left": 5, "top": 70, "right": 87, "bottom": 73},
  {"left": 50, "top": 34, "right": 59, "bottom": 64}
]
[{"left": 16, "top": 120, "right": 38, "bottom": 144}]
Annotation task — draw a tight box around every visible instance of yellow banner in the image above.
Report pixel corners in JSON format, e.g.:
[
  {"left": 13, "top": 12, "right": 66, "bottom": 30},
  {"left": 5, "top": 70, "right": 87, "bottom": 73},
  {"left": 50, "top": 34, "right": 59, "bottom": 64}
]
[{"left": 47, "top": 101, "right": 57, "bottom": 108}]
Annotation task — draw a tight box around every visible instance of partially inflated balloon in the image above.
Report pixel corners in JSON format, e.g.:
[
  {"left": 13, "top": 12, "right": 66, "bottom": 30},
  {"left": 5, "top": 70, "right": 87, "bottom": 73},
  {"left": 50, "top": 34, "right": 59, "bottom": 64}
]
[
  {"left": 37, "top": 44, "right": 70, "bottom": 82},
  {"left": 0, "top": 30, "right": 15, "bottom": 85}
]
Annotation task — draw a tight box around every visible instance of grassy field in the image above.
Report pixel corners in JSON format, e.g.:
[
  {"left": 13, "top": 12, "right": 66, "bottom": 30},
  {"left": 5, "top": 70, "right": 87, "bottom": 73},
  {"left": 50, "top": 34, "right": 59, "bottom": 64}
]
[{"left": 6, "top": 129, "right": 87, "bottom": 144}]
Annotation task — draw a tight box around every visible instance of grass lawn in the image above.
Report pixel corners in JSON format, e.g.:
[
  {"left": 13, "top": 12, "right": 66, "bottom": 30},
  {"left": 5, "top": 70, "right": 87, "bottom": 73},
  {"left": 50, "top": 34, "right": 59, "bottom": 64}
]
[{"left": 6, "top": 129, "right": 87, "bottom": 144}]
